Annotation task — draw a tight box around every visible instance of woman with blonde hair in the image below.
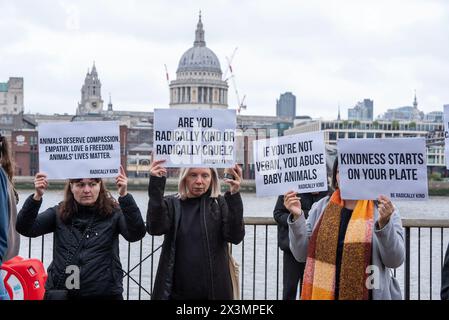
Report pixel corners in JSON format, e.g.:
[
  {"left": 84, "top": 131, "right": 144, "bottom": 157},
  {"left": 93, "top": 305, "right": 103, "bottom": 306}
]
[{"left": 147, "top": 160, "right": 245, "bottom": 300}]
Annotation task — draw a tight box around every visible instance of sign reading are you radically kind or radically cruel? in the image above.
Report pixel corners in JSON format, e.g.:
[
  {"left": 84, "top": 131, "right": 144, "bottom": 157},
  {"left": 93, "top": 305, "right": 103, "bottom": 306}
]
[
  {"left": 38, "top": 121, "right": 121, "bottom": 179},
  {"left": 445, "top": 105, "right": 449, "bottom": 169},
  {"left": 153, "top": 109, "right": 236, "bottom": 168},
  {"left": 338, "top": 138, "right": 428, "bottom": 201},
  {"left": 253, "top": 131, "right": 328, "bottom": 197}
]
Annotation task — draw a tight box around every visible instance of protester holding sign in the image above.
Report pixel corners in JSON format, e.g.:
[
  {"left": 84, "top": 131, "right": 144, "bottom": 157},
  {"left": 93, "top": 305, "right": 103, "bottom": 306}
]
[
  {"left": 146, "top": 160, "right": 245, "bottom": 300},
  {"left": 273, "top": 190, "right": 328, "bottom": 300},
  {"left": 16, "top": 167, "right": 146, "bottom": 300},
  {"left": 287, "top": 158, "right": 405, "bottom": 300}
]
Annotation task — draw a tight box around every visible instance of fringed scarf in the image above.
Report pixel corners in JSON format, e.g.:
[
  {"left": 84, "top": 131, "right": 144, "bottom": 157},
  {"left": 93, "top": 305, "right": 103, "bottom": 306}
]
[{"left": 301, "top": 189, "right": 374, "bottom": 300}]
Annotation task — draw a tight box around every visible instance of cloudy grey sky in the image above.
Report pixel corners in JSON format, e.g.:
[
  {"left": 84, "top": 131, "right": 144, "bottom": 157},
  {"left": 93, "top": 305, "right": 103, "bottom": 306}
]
[{"left": 1, "top": 0, "right": 448, "bottom": 119}]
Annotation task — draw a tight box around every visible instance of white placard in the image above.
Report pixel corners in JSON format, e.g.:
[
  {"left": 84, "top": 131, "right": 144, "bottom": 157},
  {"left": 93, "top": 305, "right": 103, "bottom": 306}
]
[
  {"left": 153, "top": 109, "right": 236, "bottom": 168},
  {"left": 38, "top": 121, "right": 121, "bottom": 179},
  {"left": 444, "top": 105, "right": 449, "bottom": 169},
  {"left": 253, "top": 131, "right": 328, "bottom": 197},
  {"left": 338, "top": 138, "right": 428, "bottom": 201}
]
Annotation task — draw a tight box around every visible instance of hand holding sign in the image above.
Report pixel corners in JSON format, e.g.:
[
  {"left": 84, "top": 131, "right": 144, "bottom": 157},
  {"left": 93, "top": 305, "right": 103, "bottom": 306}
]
[
  {"left": 116, "top": 166, "right": 128, "bottom": 197},
  {"left": 283, "top": 191, "right": 302, "bottom": 220},
  {"left": 150, "top": 159, "right": 167, "bottom": 178},
  {"left": 33, "top": 173, "right": 48, "bottom": 201},
  {"left": 377, "top": 195, "right": 395, "bottom": 229},
  {"left": 224, "top": 164, "right": 243, "bottom": 194}
]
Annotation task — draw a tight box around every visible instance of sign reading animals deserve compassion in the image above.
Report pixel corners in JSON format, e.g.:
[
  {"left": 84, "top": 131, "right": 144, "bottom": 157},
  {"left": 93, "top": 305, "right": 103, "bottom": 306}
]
[
  {"left": 337, "top": 138, "right": 428, "bottom": 200},
  {"left": 153, "top": 109, "right": 236, "bottom": 168},
  {"left": 253, "top": 131, "right": 328, "bottom": 197},
  {"left": 444, "top": 105, "right": 449, "bottom": 169},
  {"left": 38, "top": 121, "right": 121, "bottom": 179}
]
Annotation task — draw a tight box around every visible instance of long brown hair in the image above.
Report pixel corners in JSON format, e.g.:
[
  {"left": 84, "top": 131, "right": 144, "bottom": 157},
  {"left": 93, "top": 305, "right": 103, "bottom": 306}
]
[
  {"left": 0, "top": 134, "right": 18, "bottom": 203},
  {"left": 59, "top": 178, "right": 118, "bottom": 223},
  {"left": 0, "top": 134, "right": 15, "bottom": 181},
  {"left": 331, "top": 157, "right": 339, "bottom": 191}
]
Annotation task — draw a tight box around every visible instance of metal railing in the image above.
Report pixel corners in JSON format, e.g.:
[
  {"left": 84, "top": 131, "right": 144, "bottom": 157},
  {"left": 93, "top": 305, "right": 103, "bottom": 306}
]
[{"left": 22, "top": 217, "right": 449, "bottom": 300}]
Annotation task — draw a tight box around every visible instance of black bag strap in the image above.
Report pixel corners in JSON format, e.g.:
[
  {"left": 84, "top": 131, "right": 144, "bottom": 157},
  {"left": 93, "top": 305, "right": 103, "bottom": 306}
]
[{"left": 54, "top": 215, "right": 96, "bottom": 289}]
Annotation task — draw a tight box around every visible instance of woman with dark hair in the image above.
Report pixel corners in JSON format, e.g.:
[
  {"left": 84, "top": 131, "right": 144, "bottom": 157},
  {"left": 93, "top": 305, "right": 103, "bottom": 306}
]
[
  {"left": 0, "top": 134, "right": 20, "bottom": 300},
  {"left": 147, "top": 160, "right": 245, "bottom": 300},
  {"left": 287, "top": 158, "right": 404, "bottom": 300},
  {"left": 16, "top": 167, "right": 146, "bottom": 300}
]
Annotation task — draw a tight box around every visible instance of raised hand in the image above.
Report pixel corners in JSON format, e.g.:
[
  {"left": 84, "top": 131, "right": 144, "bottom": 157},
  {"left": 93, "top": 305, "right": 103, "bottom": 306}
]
[
  {"left": 116, "top": 166, "right": 128, "bottom": 197},
  {"left": 377, "top": 195, "right": 395, "bottom": 229},
  {"left": 223, "top": 164, "right": 243, "bottom": 194},
  {"left": 150, "top": 159, "right": 167, "bottom": 177},
  {"left": 34, "top": 173, "right": 48, "bottom": 201},
  {"left": 283, "top": 191, "right": 302, "bottom": 220}
]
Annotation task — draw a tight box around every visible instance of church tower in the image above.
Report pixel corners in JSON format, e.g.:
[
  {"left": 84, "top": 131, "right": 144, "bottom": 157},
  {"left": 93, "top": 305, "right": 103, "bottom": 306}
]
[{"left": 77, "top": 62, "right": 104, "bottom": 115}]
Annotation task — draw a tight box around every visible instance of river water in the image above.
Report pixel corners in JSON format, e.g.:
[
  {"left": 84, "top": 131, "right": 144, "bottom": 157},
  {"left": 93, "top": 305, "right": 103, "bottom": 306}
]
[{"left": 14, "top": 190, "right": 449, "bottom": 300}]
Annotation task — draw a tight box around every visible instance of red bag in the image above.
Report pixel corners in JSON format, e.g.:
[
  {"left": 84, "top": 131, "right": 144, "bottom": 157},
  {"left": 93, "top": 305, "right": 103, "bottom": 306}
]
[{"left": 1, "top": 256, "right": 47, "bottom": 300}]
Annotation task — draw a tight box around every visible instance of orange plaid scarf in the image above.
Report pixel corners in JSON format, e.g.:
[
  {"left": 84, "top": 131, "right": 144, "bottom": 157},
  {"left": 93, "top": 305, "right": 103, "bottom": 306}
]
[{"left": 301, "top": 189, "right": 374, "bottom": 300}]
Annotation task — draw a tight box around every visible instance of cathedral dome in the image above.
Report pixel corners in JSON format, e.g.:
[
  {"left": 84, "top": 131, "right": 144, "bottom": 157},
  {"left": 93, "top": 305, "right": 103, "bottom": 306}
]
[
  {"left": 176, "top": 13, "right": 222, "bottom": 75},
  {"left": 169, "top": 13, "right": 228, "bottom": 110},
  {"left": 177, "top": 46, "right": 221, "bottom": 74}
]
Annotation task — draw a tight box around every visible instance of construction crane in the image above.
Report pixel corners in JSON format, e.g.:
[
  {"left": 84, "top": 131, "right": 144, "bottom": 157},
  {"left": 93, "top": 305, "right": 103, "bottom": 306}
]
[
  {"left": 164, "top": 64, "right": 170, "bottom": 86},
  {"left": 224, "top": 48, "right": 247, "bottom": 114}
]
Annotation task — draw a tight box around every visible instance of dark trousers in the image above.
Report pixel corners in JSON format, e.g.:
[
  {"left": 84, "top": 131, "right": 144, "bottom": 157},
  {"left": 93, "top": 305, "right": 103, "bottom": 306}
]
[{"left": 283, "top": 250, "right": 305, "bottom": 300}]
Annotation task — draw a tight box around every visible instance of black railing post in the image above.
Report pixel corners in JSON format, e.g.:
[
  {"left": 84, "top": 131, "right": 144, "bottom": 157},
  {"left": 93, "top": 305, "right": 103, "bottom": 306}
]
[
  {"left": 28, "top": 238, "right": 32, "bottom": 259},
  {"left": 41, "top": 235, "right": 45, "bottom": 263},
  {"left": 241, "top": 238, "right": 245, "bottom": 300},
  {"left": 253, "top": 225, "right": 256, "bottom": 300},
  {"left": 151, "top": 236, "right": 154, "bottom": 294},
  {"left": 405, "top": 227, "right": 411, "bottom": 300},
  {"left": 418, "top": 228, "right": 421, "bottom": 300},
  {"left": 276, "top": 246, "right": 280, "bottom": 300},
  {"left": 429, "top": 228, "right": 433, "bottom": 300},
  {"left": 127, "top": 242, "right": 131, "bottom": 300},
  {"left": 138, "top": 240, "right": 143, "bottom": 300},
  {"left": 264, "top": 225, "right": 268, "bottom": 300}
]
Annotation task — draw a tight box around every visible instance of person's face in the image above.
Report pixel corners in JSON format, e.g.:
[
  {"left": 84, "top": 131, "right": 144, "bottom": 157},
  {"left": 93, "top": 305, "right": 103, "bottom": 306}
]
[
  {"left": 185, "top": 168, "right": 212, "bottom": 198},
  {"left": 70, "top": 179, "right": 101, "bottom": 206}
]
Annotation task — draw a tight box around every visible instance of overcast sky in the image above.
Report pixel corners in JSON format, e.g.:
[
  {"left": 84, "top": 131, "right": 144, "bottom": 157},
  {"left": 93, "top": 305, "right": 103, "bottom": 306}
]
[{"left": 1, "top": 0, "right": 448, "bottom": 119}]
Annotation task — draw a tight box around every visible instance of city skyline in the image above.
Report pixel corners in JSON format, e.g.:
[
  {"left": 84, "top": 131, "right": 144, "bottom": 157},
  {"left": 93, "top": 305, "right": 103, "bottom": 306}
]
[{"left": 1, "top": 0, "right": 448, "bottom": 119}]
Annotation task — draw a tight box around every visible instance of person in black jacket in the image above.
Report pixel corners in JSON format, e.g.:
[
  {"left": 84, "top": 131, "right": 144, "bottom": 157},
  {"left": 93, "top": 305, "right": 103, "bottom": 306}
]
[
  {"left": 147, "top": 160, "right": 245, "bottom": 300},
  {"left": 441, "top": 242, "right": 449, "bottom": 300},
  {"left": 273, "top": 191, "right": 328, "bottom": 300},
  {"left": 16, "top": 167, "right": 146, "bottom": 300}
]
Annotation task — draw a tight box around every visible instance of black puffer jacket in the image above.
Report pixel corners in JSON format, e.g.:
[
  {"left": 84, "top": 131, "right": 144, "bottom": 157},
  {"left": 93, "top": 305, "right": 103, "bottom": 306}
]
[
  {"left": 147, "top": 176, "right": 245, "bottom": 300},
  {"left": 16, "top": 193, "right": 146, "bottom": 298}
]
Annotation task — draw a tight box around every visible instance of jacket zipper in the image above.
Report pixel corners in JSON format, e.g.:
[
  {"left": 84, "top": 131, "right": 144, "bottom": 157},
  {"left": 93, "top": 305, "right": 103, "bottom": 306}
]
[{"left": 202, "top": 197, "right": 215, "bottom": 299}]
